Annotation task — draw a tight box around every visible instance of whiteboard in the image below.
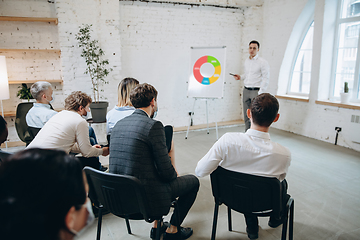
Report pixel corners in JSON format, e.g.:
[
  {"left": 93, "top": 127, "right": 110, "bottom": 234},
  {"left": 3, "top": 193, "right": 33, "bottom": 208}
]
[{"left": 187, "top": 47, "right": 226, "bottom": 98}]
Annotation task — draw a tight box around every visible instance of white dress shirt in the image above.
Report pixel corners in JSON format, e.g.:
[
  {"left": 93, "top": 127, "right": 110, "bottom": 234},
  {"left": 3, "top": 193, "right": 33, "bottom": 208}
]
[
  {"left": 106, "top": 106, "right": 135, "bottom": 135},
  {"left": 26, "top": 103, "right": 58, "bottom": 128},
  {"left": 27, "top": 110, "right": 103, "bottom": 157},
  {"left": 240, "top": 54, "right": 270, "bottom": 94},
  {"left": 195, "top": 129, "right": 291, "bottom": 181}
]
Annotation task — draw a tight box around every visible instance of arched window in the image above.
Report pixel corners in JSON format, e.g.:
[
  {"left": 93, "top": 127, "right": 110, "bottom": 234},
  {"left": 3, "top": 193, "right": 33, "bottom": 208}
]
[
  {"left": 331, "top": 0, "right": 360, "bottom": 102},
  {"left": 288, "top": 21, "right": 314, "bottom": 95}
]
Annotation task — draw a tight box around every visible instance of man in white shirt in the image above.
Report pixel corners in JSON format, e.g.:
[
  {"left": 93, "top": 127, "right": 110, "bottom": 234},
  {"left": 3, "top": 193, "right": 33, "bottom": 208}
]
[
  {"left": 234, "top": 40, "right": 270, "bottom": 132},
  {"left": 26, "top": 81, "right": 57, "bottom": 128},
  {"left": 195, "top": 93, "right": 291, "bottom": 240}
]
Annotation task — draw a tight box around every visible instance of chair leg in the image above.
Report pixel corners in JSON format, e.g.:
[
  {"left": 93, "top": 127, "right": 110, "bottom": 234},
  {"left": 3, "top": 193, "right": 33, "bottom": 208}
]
[
  {"left": 289, "top": 201, "right": 294, "bottom": 240},
  {"left": 96, "top": 206, "right": 103, "bottom": 240},
  {"left": 156, "top": 218, "right": 162, "bottom": 240},
  {"left": 227, "top": 207, "right": 232, "bottom": 231},
  {"left": 125, "top": 216, "right": 132, "bottom": 234},
  {"left": 211, "top": 203, "right": 220, "bottom": 240},
  {"left": 281, "top": 213, "right": 289, "bottom": 240}
]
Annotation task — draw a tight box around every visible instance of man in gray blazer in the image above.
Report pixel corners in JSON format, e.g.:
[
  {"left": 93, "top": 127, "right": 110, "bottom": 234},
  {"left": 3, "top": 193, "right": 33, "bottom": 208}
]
[{"left": 109, "top": 83, "right": 199, "bottom": 240}]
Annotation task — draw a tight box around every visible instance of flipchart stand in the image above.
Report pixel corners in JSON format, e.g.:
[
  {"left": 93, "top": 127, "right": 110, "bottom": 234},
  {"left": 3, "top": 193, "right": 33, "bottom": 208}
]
[{"left": 185, "top": 98, "right": 218, "bottom": 140}]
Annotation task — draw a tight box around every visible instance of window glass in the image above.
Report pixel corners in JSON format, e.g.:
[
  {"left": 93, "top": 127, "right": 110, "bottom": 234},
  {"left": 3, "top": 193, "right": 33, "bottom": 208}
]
[
  {"left": 333, "top": 22, "right": 359, "bottom": 97},
  {"left": 289, "top": 21, "right": 314, "bottom": 94},
  {"left": 341, "top": 0, "right": 360, "bottom": 18}
]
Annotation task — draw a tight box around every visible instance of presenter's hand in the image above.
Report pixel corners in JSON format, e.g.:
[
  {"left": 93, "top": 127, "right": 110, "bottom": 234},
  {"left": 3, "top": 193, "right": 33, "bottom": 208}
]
[
  {"left": 234, "top": 74, "right": 241, "bottom": 80},
  {"left": 101, "top": 147, "right": 109, "bottom": 156}
]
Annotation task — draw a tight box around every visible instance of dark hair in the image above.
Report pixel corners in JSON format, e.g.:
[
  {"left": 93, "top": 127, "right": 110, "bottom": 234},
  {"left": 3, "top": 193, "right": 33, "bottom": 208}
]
[
  {"left": 130, "top": 83, "right": 158, "bottom": 108},
  {"left": 0, "top": 115, "right": 8, "bottom": 145},
  {"left": 118, "top": 77, "right": 139, "bottom": 107},
  {"left": 249, "top": 40, "right": 260, "bottom": 49},
  {"left": 0, "top": 149, "right": 86, "bottom": 240},
  {"left": 250, "top": 93, "right": 279, "bottom": 127},
  {"left": 65, "top": 91, "right": 92, "bottom": 111}
]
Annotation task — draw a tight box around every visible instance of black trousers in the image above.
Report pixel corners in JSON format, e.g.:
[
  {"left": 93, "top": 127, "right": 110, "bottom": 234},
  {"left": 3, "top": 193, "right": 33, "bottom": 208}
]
[
  {"left": 169, "top": 174, "right": 200, "bottom": 227},
  {"left": 244, "top": 179, "right": 289, "bottom": 232},
  {"left": 77, "top": 156, "right": 101, "bottom": 170}
]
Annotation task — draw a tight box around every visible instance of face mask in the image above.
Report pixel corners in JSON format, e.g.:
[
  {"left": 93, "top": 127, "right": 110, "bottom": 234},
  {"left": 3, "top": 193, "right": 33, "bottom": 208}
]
[
  {"left": 82, "top": 111, "right": 90, "bottom": 119},
  {"left": 49, "top": 94, "right": 55, "bottom": 104},
  {"left": 70, "top": 199, "right": 95, "bottom": 237},
  {"left": 152, "top": 105, "right": 158, "bottom": 119}
]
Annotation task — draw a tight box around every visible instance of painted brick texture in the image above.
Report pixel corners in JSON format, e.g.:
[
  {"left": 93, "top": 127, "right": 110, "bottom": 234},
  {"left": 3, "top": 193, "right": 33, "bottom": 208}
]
[{"left": 119, "top": 2, "right": 251, "bottom": 127}]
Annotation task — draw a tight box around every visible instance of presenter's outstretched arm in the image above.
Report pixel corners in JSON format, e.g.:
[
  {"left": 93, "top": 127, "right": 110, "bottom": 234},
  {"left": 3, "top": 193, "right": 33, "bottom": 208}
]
[{"left": 234, "top": 74, "right": 241, "bottom": 80}]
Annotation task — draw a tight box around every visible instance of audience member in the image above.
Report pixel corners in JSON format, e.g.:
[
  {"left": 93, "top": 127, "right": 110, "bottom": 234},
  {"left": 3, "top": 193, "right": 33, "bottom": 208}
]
[
  {"left": 106, "top": 77, "right": 139, "bottom": 135},
  {"left": 0, "top": 148, "right": 94, "bottom": 240},
  {"left": 195, "top": 93, "right": 291, "bottom": 240},
  {"left": 0, "top": 115, "right": 11, "bottom": 161},
  {"left": 0, "top": 115, "right": 8, "bottom": 145},
  {"left": 27, "top": 91, "right": 109, "bottom": 169},
  {"left": 110, "top": 83, "right": 199, "bottom": 240},
  {"left": 26, "top": 81, "right": 57, "bottom": 128}
]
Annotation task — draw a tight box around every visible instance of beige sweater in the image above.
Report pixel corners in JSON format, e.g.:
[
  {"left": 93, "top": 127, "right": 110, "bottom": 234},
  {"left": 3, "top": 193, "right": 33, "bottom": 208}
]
[{"left": 27, "top": 110, "right": 103, "bottom": 157}]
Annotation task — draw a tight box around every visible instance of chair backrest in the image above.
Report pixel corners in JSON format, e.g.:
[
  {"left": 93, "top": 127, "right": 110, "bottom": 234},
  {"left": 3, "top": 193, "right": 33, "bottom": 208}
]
[
  {"left": 15, "top": 102, "right": 34, "bottom": 144},
  {"left": 28, "top": 126, "right": 41, "bottom": 139},
  {"left": 84, "top": 167, "right": 153, "bottom": 221},
  {"left": 0, "top": 150, "right": 12, "bottom": 162},
  {"left": 210, "top": 166, "right": 282, "bottom": 217}
]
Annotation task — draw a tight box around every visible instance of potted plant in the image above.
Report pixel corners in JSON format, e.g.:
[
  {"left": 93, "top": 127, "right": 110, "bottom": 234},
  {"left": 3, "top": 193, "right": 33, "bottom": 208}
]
[
  {"left": 17, "top": 83, "right": 34, "bottom": 102},
  {"left": 76, "top": 24, "right": 113, "bottom": 122},
  {"left": 340, "top": 82, "right": 350, "bottom": 103}
]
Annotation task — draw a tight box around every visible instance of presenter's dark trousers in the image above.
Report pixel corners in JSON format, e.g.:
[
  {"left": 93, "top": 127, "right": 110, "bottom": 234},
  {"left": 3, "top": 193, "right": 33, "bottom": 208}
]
[
  {"left": 169, "top": 174, "right": 200, "bottom": 227},
  {"left": 244, "top": 179, "right": 290, "bottom": 232},
  {"left": 242, "top": 87, "right": 259, "bottom": 132}
]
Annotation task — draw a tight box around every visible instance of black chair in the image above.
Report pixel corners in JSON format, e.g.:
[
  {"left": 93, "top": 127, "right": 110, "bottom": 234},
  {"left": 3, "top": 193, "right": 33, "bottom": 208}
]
[
  {"left": 210, "top": 166, "right": 294, "bottom": 240},
  {"left": 15, "top": 102, "right": 34, "bottom": 145},
  {"left": 0, "top": 150, "right": 12, "bottom": 162},
  {"left": 84, "top": 167, "right": 179, "bottom": 240},
  {"left": 28, "top": 126, "right": 41, "bottom": 140}
]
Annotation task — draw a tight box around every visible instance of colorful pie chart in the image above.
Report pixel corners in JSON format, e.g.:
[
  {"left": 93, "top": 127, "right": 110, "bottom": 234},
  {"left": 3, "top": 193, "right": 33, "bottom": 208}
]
[{"left": 193, "top": 55, "right": 221, "bottom": 85}]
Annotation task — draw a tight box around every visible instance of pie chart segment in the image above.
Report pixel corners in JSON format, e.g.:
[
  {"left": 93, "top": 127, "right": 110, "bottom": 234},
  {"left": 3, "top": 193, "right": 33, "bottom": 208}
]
[
  {"left": 209, "top": 65, "right": 221, "bottom": 84},
  {"left": 193, "top": 55, "right": 221, "bottom": 85}
]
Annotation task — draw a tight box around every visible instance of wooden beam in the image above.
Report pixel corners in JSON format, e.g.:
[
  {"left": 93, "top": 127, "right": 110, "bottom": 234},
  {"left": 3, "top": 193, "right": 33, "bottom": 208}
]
[
  {"left": 0, "top": 16, "right": 58, "bottom": 25},
  {"left": 8, "top": 80, "right": 63, "bottom": 84}
]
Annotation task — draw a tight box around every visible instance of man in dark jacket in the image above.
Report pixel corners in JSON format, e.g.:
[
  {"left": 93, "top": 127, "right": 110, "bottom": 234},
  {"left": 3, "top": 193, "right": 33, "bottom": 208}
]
[{"left": 109, "top": 83, "right": 199, "bottom": 240}]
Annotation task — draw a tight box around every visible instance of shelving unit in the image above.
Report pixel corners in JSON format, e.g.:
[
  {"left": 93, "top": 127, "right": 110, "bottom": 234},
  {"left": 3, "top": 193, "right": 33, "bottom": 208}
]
[
  {"left": 0, "top": 16, "right": 58, "bottom": 25},
  {"left": 3, "top": 108, "right": 64, "bottom": 118},
  {"left": 0, "top": 49, "right": 61, "bottom": 54},
  {"left": 8, "top": 79, "right": 63, "bottom": 84}
]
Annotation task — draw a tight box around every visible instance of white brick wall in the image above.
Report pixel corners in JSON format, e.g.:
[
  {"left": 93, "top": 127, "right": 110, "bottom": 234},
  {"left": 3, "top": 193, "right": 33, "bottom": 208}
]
[
  {"left": 119, "top": 1, "right": 250, "bottom": 127},
  {"left": 262, "top": 0, "right": 360, "bottom": 152},
  {"left": 4, "top": 0, "right": 357, "bottom": 152}
]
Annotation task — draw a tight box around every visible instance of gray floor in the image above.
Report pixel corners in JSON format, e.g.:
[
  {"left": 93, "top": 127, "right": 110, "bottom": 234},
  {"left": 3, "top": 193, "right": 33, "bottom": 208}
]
[{"left": 78, "top": 125, "right": 359, "bottom": 239}]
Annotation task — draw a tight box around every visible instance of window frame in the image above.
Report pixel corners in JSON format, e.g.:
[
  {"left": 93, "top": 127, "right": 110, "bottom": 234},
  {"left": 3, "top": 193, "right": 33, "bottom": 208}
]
[
  {"left": 330, "top": 0, "right": 360, "bottom": 102},
  {"left": 287, "top": 19, "right": 314, "bottom": 97}
]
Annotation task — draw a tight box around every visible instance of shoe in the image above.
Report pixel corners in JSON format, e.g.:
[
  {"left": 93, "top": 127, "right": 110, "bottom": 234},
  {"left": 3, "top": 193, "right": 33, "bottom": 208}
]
[
  {"left": 99, "top": 165, "right": 108, "bottom": 172},
  {"left": 246, "top": 227, "right": 258, "bottom": 239},
  {"left": 150, "top": 222, "right": 170, "bottom": 239},
  {"left": 163, "top": 227, "right": 193, "bottom": 240},
  {"left": 268, "top": 217, "right": 284, "bottom": 228}
]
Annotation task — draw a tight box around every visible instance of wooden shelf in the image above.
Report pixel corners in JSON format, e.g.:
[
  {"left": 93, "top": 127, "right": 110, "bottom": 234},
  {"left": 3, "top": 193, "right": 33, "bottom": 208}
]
[
  {"left": 3, "top": 108, "right": 64, "bottom": 118},
  {"left": 0, "top": 48, "right": 61, "bottom": 54},
  {"left": 8, "top": 80, "right": 63, "bottom": 84},
  {"left": 0, "top": 16, "right": 58, "bottom": 25}
]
